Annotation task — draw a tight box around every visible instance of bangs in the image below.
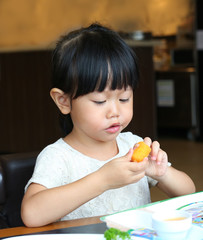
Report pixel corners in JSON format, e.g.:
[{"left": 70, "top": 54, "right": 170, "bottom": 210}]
[
  {"left": 52, "top": 24, "right": 139, "bottom": 99},
  {"left": 72, "top": 34, "right": 139, "bottom": 99}
]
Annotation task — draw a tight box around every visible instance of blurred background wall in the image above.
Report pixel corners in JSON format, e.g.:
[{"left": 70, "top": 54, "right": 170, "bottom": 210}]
[
  {"left": 0, "top": 0, "right": 194, "bottom": 49},
  {"left": 1, "top": 0, "right": 201, "bottom": 154}
]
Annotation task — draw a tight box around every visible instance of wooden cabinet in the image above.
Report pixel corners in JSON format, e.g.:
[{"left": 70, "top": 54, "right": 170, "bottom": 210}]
[
  {"left": 155, "top": 68, "right": 198, "bottom": 139},
  {"left": 156, "top": 69, "right": 196, "bottom": 128},
  {"left": 195, "top": 0, "right": 203, "bottom": 140},
  {"left": 0, "top": 47, "right": 156, "bottom": 153},
  {"left": 0, "top": 51, "right": 61, "bottom": 153},
  {"left": 125, "top": 47, "right": 157, "bottom": 139}
]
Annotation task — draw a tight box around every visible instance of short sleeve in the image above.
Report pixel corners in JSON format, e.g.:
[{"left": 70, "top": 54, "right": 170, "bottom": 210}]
[{"left": 25, "top": 146, "right": 70, "bottom": 191}]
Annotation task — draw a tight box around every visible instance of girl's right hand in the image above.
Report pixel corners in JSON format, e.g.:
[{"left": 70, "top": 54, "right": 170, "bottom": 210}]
[{"left": 97, "top": 148, "right": 149, "bottom": 191}]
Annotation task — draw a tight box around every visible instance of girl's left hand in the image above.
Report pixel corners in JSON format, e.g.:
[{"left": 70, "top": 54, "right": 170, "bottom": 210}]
[{"left": 142, "top": 137, "right": 168, "bottom": 179}]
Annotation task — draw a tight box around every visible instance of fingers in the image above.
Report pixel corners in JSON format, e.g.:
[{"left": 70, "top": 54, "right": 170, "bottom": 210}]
[
  {"left": 130, "top": 157, "right": 149, "bottom": 173},
  {"left": 117, "top": 148, "right": 134, "bottom": 163},
  {"left": 143, "top": 137, "right": 168, "bottom": 166},
  {"left": 156, "top": 149, "right": 168, "bottom": 165},
  {"left": 134, "top": 137, "right": 167, "bottom": 164},
  {"left": 150, "top": 141, "right": 160, "bottom": 161},
  {"left": 119, "top": 148, "right": 149, "bottom": 173},
  {"left": 126, "top": 148, "right": 134, "bottom": 159},
  {"left": 143, "top": 137, "right": 159, "bottom": 160},
  {"left": 143, "top": 137, "right": 152, "bottom": 146}
]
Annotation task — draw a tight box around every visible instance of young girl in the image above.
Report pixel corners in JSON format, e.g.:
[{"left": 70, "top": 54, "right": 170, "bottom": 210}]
[{"left": 21, "top": 23, "right": 195, "bottom": 227}]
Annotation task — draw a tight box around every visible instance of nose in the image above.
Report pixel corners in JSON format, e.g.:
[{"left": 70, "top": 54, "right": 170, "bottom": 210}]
[{"left": 106, "top": 101, "right": 120, "bottom": 119}]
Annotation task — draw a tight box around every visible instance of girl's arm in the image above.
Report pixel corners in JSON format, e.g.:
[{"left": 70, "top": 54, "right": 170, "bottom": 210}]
[
  {"left": 143, "top": 137, "right": 196, "bottom": 197},
  {"left": 21, "top": 149, "right": 148, "bottom": 227},
  {"left": 21, "top": 170, "right": 105, "bottom": 227},
  {"left": 155, "top": 166, "right": 196, "bottom": 197}
]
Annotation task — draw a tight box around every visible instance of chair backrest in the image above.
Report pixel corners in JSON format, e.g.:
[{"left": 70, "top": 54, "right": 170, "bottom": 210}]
[{"left": 0, "top": 151, "right": 38, "bottom": 228}]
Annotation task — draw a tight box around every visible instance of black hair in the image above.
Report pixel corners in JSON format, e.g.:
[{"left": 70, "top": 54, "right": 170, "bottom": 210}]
[{"left": 52, "top": 23, "right": 139, "bottom": 135}]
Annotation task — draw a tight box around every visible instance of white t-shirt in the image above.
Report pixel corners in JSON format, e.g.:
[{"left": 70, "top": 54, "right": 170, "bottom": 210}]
[{"left": 25, "top": 132, "right": 157, "bottom": 221}]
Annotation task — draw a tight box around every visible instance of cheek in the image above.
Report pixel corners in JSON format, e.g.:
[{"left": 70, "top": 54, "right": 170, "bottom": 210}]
[
  {"left": 72, "top": 107, "right": 103, "bottom": 129},
  {"left": 125, "top": 110, "right": 133, "bottom": 124},
  {"left": 122, "top": 103, "right": 133, "bottom": 121}
]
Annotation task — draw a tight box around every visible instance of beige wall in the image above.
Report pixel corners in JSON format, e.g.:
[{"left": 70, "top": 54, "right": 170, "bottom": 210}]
[{"left": 0, "top": 0, "right": 194, "bottom": 49}]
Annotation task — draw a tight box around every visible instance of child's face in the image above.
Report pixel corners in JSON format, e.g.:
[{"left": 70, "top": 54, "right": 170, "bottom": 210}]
[{"left": 70, "top": 86, "right": 133, "bottom": 142}]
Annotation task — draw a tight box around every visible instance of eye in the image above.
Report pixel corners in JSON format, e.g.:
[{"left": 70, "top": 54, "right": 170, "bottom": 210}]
[
  {"left": 93, "top": 100, "right": 106, "bottom": 105},
  {"left": 119, "top": 98, "right": 129, "bottom": 102}
]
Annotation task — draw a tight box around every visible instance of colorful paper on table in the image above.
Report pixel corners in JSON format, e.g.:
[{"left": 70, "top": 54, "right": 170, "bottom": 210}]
[
  {"left": 177, "top": 201, "right": 203, "bottom": 228},
  {"left": 101, "top": 191, "right": 203, "bottom": 240}
]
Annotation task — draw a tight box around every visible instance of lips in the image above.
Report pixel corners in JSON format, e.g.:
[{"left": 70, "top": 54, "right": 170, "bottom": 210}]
[{"left": 106, "top": 123, "right": 121, "bottom": 133}]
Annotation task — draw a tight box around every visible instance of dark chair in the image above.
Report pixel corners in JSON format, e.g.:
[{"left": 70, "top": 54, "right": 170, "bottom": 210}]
[{"left": 0, "top": 151, "right": 38, "bottom": 228}]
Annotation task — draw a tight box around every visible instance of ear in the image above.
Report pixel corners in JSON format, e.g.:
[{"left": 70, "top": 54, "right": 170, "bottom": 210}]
[{"left": 50, "top": 88, "right": 71, "bottom": 114}]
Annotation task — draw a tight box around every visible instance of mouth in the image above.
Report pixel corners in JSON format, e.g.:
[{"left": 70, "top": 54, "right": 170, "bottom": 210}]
[{"left": 106, "top": 123, "right": 121, "bottom": 134}]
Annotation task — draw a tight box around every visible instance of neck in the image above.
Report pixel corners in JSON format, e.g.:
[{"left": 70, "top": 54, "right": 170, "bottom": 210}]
[{"left": 63, "top": 132, "right": 119, "bottom": 161}]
